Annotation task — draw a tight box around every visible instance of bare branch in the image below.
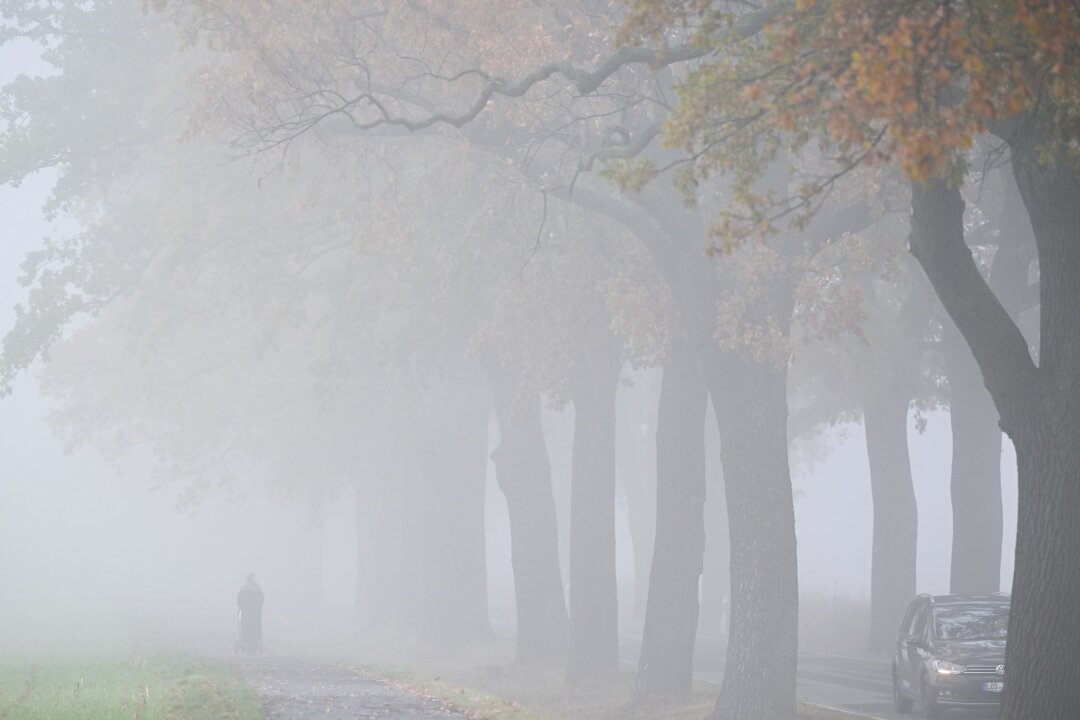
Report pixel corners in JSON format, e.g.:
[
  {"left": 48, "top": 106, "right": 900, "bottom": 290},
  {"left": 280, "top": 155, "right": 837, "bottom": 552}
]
[{"left": 231, "top": 4, "right": 785, "bottom": 152}]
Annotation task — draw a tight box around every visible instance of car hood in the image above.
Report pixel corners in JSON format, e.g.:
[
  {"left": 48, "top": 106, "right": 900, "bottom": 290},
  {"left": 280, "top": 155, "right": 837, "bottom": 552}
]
[{"left": 937, "top": 639, "right": 1006, "bottom": 664}]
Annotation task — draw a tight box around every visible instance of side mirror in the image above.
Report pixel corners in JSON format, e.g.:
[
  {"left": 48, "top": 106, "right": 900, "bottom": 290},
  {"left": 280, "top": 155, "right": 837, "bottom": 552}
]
[{"left": 905, "top": 636, "right": 922, "bottom": 648}]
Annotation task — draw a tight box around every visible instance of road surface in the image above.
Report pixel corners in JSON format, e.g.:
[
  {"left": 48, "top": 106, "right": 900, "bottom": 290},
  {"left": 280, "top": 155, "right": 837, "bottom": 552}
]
[
  {"left": 622, "top": 633, "right": 999, "bottom": 720},
  {"left": 237, "top": 657, "right": 467, "bottom": 720},
  {"left": 234, "top": 629, "right": 998, "bottom": 720}
]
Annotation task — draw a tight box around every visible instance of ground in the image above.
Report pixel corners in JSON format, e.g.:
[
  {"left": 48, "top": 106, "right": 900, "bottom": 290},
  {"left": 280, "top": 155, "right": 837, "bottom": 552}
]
[
  {"left": 0, "top": 654, "right": 261, "bottom": 720},
  {"left": 0, "top": 654, "right": 476, "bottom": 720},
  {"left": 237, "top": 657, "right": 468, "bottom": 720},
  {"left": 0, "top": 645, "right": 998, "bottom": 720}
]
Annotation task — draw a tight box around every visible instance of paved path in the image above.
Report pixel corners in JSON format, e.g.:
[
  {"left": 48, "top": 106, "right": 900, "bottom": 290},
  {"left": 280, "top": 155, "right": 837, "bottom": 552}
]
[
  {"left": 793, "top": 653, "right": 997, "bottom": 720},
  {"left": 232, "top": 637, "right": 997, "bottom": 720},
  {"left": 621, "top": 632, "right": 999, "bottom": 720},
  {"left": 235, "top": 658, "right": 467, "bottom": 720}
]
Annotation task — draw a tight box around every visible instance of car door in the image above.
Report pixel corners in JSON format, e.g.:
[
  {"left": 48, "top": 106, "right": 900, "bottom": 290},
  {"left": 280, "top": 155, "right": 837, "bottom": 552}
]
[
  {"left": 895, "top": 602, "right": 918, "bottom": 688},
  {"left": 903, "top": 602, "right": 929, "bottom": 690}
]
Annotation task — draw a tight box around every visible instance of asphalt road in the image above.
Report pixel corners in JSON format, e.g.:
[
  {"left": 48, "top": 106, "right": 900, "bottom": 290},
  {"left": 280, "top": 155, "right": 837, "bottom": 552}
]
[
  {"left": 233, "top": 642, "right": 999, "bottom": 720},
  {"left": 621, "top": 633, "right": 1000, "bottom": 720}
]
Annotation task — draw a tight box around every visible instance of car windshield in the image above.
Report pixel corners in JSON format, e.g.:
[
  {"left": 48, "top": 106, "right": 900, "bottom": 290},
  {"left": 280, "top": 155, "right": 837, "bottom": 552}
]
[{"left": 933, "top": 603, "right": 1009, "bottom": 641}]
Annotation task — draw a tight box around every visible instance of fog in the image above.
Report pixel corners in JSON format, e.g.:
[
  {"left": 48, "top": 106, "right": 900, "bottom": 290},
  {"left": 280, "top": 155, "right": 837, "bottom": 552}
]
[
  {"left": 0, "top": 394, "right": 1018, "bottom": 651},
  {"left": 0, "top": 316, "right": 1020, "bottom": 656},
  {"left": 0, "top": 186, "right": 1019, "bottom": 655},
  {"left": 0, "top": 3, "right": 1072, "bottom": 720}
]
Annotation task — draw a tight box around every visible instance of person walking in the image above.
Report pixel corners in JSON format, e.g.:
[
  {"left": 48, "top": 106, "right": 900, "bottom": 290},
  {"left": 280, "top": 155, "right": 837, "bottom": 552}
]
[{"left": 237, "top": 573, "right": 264, "bottom": 653}]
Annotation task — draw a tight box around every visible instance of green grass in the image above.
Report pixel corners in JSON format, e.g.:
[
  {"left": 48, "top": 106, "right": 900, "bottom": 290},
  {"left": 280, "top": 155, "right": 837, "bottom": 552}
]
[{"left": 0, "top": 654, "right": 262, "bottom": 720}]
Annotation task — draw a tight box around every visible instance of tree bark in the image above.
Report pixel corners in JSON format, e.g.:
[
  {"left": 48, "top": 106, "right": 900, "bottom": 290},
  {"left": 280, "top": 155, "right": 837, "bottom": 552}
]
[
  {"left": 705, "top": 350, "right": 798, "bottom": 720},
  {"left": 488, "top": 366, "right": 568, "bottom": 664},
  {"left": 1002, "top": 152, "right": 1080, "bottom": 720},
  {"left": 863, "top": 389, "right": 918, "bottom": 653},
  {"left": 910, "top": 157, "right": 1080, "bottom": 718},
  {"left": 566, "top": 360, "right": 621, "bottom": 680},
  {"left": 635, "top": 340, "right": 708, "bottom": 700},
  {"left": 943, "top": 321, "right": 1003, "bottom": 595},
  {"left": 1004, "top": 422, "right": 1080, "bottom": 719}
]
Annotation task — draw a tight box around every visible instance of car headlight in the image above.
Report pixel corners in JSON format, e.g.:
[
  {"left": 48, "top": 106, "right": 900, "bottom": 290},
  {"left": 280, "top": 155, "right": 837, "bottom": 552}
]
[{"left": 932, "top": 660, "right": 967, "bottom": 675}]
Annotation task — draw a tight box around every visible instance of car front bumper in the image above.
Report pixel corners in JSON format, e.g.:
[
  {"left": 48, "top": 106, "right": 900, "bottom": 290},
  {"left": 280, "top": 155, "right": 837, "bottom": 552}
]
[{"left": 928, "top": 674, "right": 1004, "bottom": 708}]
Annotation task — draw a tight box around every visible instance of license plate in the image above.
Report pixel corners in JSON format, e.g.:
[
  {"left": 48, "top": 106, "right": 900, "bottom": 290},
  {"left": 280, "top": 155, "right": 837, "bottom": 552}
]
[{"left": 983, "top": 681, "right": 1004, "bottom": 692}]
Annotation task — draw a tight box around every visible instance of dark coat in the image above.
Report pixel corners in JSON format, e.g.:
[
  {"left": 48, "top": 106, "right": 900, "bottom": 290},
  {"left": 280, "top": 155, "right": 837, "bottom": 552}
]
[
  {"left": 237, "top": 579, "right": 264, "bottom": 614},
  {"left": 237, "top": 578, "right": 264, "bottom": 644}
]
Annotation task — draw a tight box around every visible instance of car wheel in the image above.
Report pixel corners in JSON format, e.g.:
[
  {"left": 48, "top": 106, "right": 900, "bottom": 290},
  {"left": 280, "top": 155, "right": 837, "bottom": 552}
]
[
  {"left": 921, "top": 673, "right": 943, "bottom": 719},
  {"left": 894, "top": 668, "right": 913, "bottom": 713}
]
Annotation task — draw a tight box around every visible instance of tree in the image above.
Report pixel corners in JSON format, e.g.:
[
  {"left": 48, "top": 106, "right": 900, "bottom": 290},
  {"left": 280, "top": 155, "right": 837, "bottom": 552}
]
[
  {"left": 486, "top": 360, "right": 568, "bottom": 664},
  {"left": 945, "top": 166, "right": 1036, "bottom": 596},
  {"left": 615, "top": 366, "right": 660, "bottom": 629},
  {"left": 5, "top": 0, "right": 692, "bottom": 672},
  {"left": 477, "top": 196, "right": 666, "bottom": 675},
  {"left": 634, "top": 334, "right": 706, "bottom": 699},
  {"left": 599, "top": 169, "right": 876, "bottom": 710},
  {"left": 0, "top": 0, "right": 533, "bottom": 652},
  {"left": 3, "top": 2, "right": 919, "bottom": 717},
  {"left": 157, "top": 0, "right": 699, "bottom": 681},
  {"left": 787, "top": 213, "right": 939, "bottom": 654},
  {"left": 623, "top": 1, "right": 1080, "bottom": 715}
]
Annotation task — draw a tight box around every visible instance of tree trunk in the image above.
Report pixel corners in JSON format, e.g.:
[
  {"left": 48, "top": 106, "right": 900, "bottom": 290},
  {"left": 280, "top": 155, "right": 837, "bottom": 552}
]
[
  {"left": 625, "top": 474, "right": 655, "bottom": 627},
  {"left": 700, "top": 401, "right": 730, "bottom": 639},
  {"left": 1001, "top": 152, "right": 1080, "bottom": 720},
  {"left": 945, "top": 170, "right": 1032, "bottom": 596},
  {"left": 699, "top": 489, "right": 730, "bottom": 636},
  {"left": 706, "top": 351, "right": 798, "bottom": 720},
  {"left": 910, "top": 156, "right": 1080, "bottom": 718},
  {"left": 863, "top": 389, "right": 918, "bottom": 653},
  {"left": 943, "top": 321, "right": 1003, "bottom": 595},
  {"left": 635, "top": 340, "right": 708, "bottom": 701},
  {"left": 488, "top": 367, "right": 568, "bottom": 664},
  {"left": 566, "top": 362, "right": 621, "bottom": 680},
  {"left": 616, "top": 368, "right": 659, "bottom": 628},
  {"left": 1003, "top": 422, "right": 1080, "bottom": 719},
  {"left": 545, "top": 407, "right": 574, "bottom": 600}
]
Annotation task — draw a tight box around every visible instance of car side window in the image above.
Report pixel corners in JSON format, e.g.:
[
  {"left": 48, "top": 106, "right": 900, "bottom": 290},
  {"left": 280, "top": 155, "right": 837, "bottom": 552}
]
[
  {"left": 911, "top": 603, "right": 928, "bottom": 640},
  {"left": 898, "top": 603, "right": 918, "bottom": 640}
]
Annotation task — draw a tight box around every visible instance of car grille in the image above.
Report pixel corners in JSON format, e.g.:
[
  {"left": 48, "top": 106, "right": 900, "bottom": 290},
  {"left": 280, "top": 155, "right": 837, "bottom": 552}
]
[{"left": 963, "top": 665, "right": 1003, "bottom": 675}]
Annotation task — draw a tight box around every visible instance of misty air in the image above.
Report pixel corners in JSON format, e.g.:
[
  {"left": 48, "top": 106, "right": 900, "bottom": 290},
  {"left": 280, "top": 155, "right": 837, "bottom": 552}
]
[{"left": 0, "top": 2, "right": 1076, "bottom": 720}]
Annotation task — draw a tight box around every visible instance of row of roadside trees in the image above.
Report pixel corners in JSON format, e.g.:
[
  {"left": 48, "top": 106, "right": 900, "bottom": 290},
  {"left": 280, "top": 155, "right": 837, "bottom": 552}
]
[{"left": 1, "top": 1, "right": 1074, "bottom": 719}]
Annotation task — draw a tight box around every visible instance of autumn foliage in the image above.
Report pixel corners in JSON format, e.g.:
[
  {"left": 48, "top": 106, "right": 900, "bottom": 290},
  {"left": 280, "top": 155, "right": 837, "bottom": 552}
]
[{"left": 623, "top": 0, "right": 1080, "bottom": 242}]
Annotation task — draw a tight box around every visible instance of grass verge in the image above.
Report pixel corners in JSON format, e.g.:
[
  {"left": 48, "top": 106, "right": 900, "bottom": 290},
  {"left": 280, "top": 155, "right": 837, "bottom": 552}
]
[
  {"left": 366, "top": 659, "right": 713, "bottom": 720},
  {"left": 0, "top": 654, "right": 262, "bottom": 720},
  {"left": 357, "top": 642, "right": 870, "bottom": 720}
]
